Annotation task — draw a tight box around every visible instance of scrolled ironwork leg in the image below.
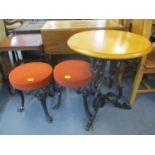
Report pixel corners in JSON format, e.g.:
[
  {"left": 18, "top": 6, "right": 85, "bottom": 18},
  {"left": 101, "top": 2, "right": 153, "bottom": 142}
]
[
  {"left": 85, "top": 107, "right": 98, "bottom": 131},
  {"left": 86, "top": 57, "right": 131, "bottom": 131},
  {"left": 105, "top": 92, "right": 131, "bottom": 109},
  {"left": 109, "top": 78, "right": 113, "bottom": 88},
  {"left": 118, "top": 85, "right": 123, "bottom": 97},
  {"left": 82, "top": 94, "right": 92, "bottom": 118},
  {"left": 8, "top": 84, "right": 16, "bottom": 96},
  {"left": 112, "top": 100, "right": 131, "bottom": 109},
  {"left": 85, "top": 93, "right": 106, "bottom": 131},
  {"left": 53, "top": 89, "right": 62, "bottom": 110},
  {"left": 40, "top": 95, "right": 53, "bottom": 122},
  {"left": 49, "top": 80, "right": 56, "bottom": 97},
  {"left": 35, "top": 88, "right": 53, "bottom": 122},
  {"left": 16, "top": 90, "right": 24, "bottom": 112},
  {"left": 0, "top": 63, "right": 6, "bottom": 81}
]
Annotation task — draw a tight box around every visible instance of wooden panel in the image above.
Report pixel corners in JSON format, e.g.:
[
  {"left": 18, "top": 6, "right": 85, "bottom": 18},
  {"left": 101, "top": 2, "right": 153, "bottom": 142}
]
[
  {"left": 42, "top": 20, "right": 123, "bottom": 31},
  {"left": 131, "top": 19, "right": 144, "bottom": 35},
  {"left": 131, "top": 19, "right": 152, "bottom": 38},
  {"left": 129, "top": 19, "right": 153, "bottom": 106},
  {"left": 142, "top": 20, "right": 152, "bottom": 38},
  {"left": 42, "top": 30, "right": 83, "bottom": 54},
  {"left": 41, "top": 20, "right": 125, "bottom": 55},
  {"left": 0, "top": 34, "right": 43, "bottom": 51}
]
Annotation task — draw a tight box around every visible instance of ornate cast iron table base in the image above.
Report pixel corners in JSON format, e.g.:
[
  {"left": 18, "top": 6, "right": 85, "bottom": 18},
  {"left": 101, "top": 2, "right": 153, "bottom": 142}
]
[{"left": 85, "top": 58, "right": 131, "bottom": 131}]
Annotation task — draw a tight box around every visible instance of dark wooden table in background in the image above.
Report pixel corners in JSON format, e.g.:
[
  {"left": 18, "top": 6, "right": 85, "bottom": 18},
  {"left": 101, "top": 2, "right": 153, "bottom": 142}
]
[{"left": 0, "top": 34, "right": 43, "bottom": 51}]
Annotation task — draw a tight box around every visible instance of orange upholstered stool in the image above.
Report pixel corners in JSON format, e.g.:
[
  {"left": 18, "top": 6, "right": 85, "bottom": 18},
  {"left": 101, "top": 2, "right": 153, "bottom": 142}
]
[
  {"left": 9, "top": 62, "right": 52, "bottom": 91},
  {"left": 9, "top": 62, "right": 53, "bottom": 122},
  {"left": 54, "top": 60, "right": 93, "bottom": 87},
  {"left": 53, "top": 60, "right": 93, "bottom": 126}
]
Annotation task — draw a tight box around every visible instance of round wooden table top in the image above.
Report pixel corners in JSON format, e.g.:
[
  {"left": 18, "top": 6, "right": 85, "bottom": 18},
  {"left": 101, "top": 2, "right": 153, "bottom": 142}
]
[{"left": 67, "top": 30, "right": 153, "bottom": 59}]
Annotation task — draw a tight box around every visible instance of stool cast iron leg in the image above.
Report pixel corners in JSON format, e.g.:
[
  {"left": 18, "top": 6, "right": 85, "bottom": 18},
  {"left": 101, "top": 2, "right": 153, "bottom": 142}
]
[
  {"left": 8, "top": 84, "right": 16, "bottom": 96},
  {"left": 53, "top": 88, "right": 62, "bottom": 110},
  {"left": 40, "top": 95, "right": 53, "bottom": 122},
  {"left": 35, "top": 88, "right": 53, "bottom": 122},
  {"left": 16, "top": 90, "right": 24, "bottom": 112}
]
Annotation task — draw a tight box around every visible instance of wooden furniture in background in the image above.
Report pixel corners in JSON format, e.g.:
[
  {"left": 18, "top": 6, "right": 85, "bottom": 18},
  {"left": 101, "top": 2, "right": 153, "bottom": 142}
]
[
  {"left": 4, "top": 19, "right": 23, "bottom": 35},
  {"left": 41, "top": 20, "right": 125, "bottom": 55},
  {"left": 117, "top": 19, "right": 132, "bottom": 31},
  {"left": 0, "top": 34, "right": 43, "bottom": 65},
  {"left": 129, "top": 20, "right": 155, "bottom": 106},
  {"left": 0, "top": 19, "right": 10, "bottom": 80},
  {"left": 13, "top": 21, "right": 46, "bottom": 34},
  {"left": 0, "top": 34, "right": 42, "bottom": 51},
  {"left": 115, "top": 20, "right": 154, "bottom": 102}
]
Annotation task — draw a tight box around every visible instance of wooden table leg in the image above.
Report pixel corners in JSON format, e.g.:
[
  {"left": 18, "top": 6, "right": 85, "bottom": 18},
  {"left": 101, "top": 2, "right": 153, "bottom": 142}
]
[{"left": 129, "top": 56, "right": 146, "bottom": 107}]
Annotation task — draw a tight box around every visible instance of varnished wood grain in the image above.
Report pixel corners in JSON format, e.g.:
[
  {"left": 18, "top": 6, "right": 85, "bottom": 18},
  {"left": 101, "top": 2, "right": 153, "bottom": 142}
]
[
  {"left": 68, "top": 30, "right": 153, "bottom": 59},
  {"left": 0, "top": 34, "right": 43, "bottom": 51},
  {"left": 42, "top": 20, "right": 123, "bottom": 30},
  {"left": 128, "top": 20, "right": 153, "bottom": 106}
]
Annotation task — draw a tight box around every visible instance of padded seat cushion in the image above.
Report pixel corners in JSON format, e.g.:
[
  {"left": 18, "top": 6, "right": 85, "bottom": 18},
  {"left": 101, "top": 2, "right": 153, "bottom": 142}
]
[
  {"left": 54, "top": 60, "right": 93, "bottom": 87},
  {"left": 9, "top": 62, "right": 53, "bottom": 90}
]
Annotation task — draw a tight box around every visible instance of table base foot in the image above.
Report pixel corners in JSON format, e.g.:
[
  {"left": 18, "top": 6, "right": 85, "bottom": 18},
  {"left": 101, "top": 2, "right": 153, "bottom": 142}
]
[{"left": 85, "top": 92, "right": 131, "bottom": 131}]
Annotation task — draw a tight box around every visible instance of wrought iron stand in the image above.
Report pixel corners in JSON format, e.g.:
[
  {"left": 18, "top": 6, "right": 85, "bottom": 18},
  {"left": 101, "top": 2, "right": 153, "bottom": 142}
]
[
  {"left": 85, "top": 58, "right": 131, "bottom": 131},
  {"left": 9, "top": 85, "right": 54, "bottom": 122}
]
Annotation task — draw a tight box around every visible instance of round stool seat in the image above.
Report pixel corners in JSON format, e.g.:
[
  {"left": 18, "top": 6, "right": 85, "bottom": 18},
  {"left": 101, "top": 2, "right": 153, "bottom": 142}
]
[
  {"left": 9, "top": 62, "right": 53, "bottom": 91},
  {"left": 54, "top": 60, "right": 93, "bottom": 87}
]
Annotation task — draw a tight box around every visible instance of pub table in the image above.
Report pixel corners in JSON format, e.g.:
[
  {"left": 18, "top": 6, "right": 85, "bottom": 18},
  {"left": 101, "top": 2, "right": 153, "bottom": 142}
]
[{"left": 67, "top": 30, "right": 153, "bottom": 130}]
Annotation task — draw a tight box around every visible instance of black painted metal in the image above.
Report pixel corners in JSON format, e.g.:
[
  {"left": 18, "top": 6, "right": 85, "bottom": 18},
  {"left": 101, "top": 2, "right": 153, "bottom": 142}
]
[
  {"left": 0, "top": 63, "right": 6, "bottom": 81},
  {"left": 85, "top": 94, "right": 104, "bottom": 131},
  {"left": 52, "top": 82, "right": 94, "bottom": 130},
  {"left": 84, "top": 57, "right": 131, "bottom": 131},
  {"left": 12, "top": 86, "right": 53, "bottom": 122},
  {"left": 117, "top": 86, "right": 123, "bottom": 98},
  {"left": 82, "top": 94, "right": 92, "bottom": 118},
  {"left": 39, "top": 93, "right": 53, "bottom": 122},
  {"left": 34, "top": 87, "right": 53, "bottom": 122},
  {"left": 8, "top": 84, "right": 16, "bottom": 96},
  {"left": 16, "top": 90, "right": 24, "bottom": 112},
  {"left": 53, "top": 90, "right": 62, "bottom": 110},
  {"left": 52, "top": 82, "right": 64, "bottom": 110}
]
